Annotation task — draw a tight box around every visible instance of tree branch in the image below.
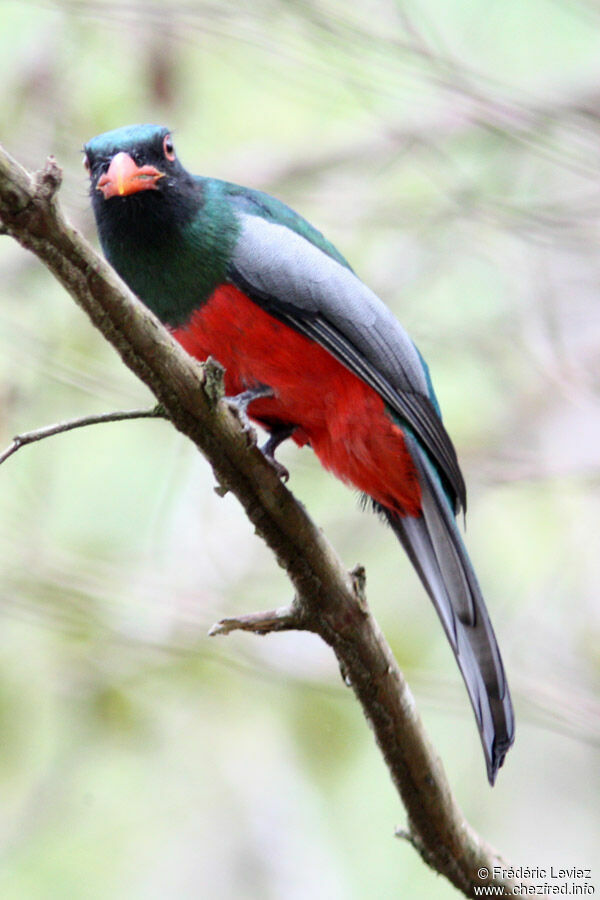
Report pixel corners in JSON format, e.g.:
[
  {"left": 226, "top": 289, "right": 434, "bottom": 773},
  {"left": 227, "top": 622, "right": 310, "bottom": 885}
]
[
  {"left": 0, "top": 142, "right": 517, "bottom": 898},
  {"left": 0, "top": 407, "right": 165, "bottom": 466}
]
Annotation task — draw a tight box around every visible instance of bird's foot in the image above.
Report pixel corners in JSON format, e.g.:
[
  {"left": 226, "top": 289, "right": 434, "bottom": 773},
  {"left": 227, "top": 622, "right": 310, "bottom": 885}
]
[
  {"left": 261, "top": 425, "right": 296, "bottom": 482},
  {"left": 225, "top": 386, "right": 294, "bottom": 482},
  {"left": 225, "top": 384, "right": 274, "bottom": 436}
]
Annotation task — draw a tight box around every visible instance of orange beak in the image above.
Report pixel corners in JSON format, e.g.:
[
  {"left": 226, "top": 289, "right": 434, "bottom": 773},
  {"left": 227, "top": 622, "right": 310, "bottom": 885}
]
[{"left": 96, "top": 152, "right": 164, "bottom": 199}]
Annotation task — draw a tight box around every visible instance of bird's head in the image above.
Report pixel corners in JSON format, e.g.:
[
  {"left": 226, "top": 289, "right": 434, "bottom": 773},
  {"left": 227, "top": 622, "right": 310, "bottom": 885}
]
[
  {"left": 84, "top": 123, "right": 203, "bottom": 257},
  {"left": 83, "top": 124, "right": 182, "bottom": 200},
  {"left": 83, "top": 124, "right": 225, "bottom": 325}
]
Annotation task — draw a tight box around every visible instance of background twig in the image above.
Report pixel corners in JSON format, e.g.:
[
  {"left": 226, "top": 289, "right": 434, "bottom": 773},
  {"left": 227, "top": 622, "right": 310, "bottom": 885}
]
[{"left": 0, "top": 407, "right": 164, "bottom": 466}]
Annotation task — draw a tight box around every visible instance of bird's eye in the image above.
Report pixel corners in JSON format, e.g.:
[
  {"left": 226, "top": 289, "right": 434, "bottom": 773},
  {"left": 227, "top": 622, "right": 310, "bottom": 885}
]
[
  {"left": 83, "top": 155, "right": 91, "bottom": 173},
  {"left": 163, "top": 134, "right": 176, "bottom": 161}
]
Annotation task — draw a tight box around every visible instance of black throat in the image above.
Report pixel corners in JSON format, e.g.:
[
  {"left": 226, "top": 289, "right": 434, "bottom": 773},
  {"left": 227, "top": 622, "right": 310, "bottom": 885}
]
[{"left": 91, "top": 173, "right": 228, "bottom": 328}]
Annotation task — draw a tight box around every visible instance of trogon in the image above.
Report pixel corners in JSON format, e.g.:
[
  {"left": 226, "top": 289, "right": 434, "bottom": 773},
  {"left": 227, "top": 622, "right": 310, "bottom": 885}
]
[{"left": 84, "top": 124, "right": 515, "bottom": 783}]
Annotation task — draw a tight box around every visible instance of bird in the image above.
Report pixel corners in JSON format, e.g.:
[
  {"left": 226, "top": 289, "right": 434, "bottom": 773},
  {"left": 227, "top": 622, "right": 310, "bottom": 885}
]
[{"left": 84, "top": 123, "right": 514, "bottom": 784}]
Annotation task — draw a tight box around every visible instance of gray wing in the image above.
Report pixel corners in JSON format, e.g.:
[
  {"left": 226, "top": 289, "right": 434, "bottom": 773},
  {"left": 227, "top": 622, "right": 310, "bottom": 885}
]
[{"left": 229, "top": 213, "right": 466, "bottom": 512}]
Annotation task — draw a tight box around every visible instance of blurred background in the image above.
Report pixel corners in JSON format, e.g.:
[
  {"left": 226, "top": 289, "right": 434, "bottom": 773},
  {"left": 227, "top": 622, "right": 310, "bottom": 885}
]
[{"left": 1, "top": 1, "right": 599, "bottom": 897}]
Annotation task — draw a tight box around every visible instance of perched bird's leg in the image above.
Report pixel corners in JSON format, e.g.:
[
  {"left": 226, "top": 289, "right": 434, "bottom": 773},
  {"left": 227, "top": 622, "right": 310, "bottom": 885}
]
[
  {"left": 225, "top": 386, "right": 294, "bottom": 482},
  {"left": 225, "top": 383, "right": 274, "bottom": 431},
  {"left": 261, "top": 424, "right": 296, "bottom": 482}
]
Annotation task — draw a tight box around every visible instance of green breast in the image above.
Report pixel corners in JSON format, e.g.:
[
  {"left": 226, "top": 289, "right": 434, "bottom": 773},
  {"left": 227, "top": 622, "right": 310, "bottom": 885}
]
[{"left": 100, "top": 180, "right": 240, "bottom": 328}]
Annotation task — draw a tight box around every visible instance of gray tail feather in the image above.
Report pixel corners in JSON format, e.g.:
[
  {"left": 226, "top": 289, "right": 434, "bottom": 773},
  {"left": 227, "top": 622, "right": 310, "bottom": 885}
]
[{"left": 382, "top": 435, "right": 514, "bottom": 784}]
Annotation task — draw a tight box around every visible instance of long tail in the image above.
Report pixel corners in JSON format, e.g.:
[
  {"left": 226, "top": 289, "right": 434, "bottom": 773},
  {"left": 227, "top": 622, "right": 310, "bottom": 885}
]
[{"left": 381, "top": 433, "right": 515, "bottom": 784}]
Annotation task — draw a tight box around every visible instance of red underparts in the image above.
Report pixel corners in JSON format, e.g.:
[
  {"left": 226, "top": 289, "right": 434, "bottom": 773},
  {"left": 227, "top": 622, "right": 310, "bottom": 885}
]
[{"left": 172, "top": 284, "right": 422, "bottom": 516}]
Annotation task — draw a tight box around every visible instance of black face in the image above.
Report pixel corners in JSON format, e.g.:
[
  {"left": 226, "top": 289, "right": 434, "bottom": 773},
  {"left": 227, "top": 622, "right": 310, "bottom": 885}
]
[
  {"left": 84, "top": 125, "right": 172, "bottom": 185},
  {"left": 83, "top": 124, "right": 201, "bottom": 238},
  {"left": 83, "top": 125, "right": 217, "bottom": 326}
]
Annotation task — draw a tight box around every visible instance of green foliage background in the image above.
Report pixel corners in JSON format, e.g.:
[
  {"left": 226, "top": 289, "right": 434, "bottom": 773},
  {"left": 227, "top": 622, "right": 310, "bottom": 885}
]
[{"left": 0, "top": 1, "right": 599, "bottom": 897}]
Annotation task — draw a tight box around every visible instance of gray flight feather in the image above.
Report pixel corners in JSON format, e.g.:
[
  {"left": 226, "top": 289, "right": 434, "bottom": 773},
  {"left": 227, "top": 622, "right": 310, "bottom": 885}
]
[
  {"left": 232, "top": 214, "right": 430, "bottom": 391},
  {"left": 229, "top": 213, "right": 466, "bottom": 512}
]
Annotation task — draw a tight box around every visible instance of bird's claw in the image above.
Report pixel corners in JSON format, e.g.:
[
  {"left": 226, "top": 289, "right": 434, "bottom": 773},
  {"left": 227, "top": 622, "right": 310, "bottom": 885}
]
[
  {"left": 224, "top": 384, "right": 274, "bottom": 444},
  {"left": 261, "top": 444, "right": 290, "bottom": 482},
  {"left": 261, "top": 425, "right": 295, "bottom": 482},
  {"left": 225, "top": 387, "right": 294, "bottom": 482},
  {"left": 224, "top": 395, "right": 255, "bottom": 441}
]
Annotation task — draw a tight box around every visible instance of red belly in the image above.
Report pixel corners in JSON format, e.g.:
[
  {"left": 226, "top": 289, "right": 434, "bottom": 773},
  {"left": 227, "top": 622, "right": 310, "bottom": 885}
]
[{"left": 172, "top": 284, "right": 421, "bottom": 516}]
